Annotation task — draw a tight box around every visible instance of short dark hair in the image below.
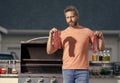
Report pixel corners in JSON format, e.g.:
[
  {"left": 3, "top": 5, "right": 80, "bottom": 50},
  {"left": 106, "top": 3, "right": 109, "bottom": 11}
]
[{"left": 64, "top": 5, "right": 79, "bottom": 16}]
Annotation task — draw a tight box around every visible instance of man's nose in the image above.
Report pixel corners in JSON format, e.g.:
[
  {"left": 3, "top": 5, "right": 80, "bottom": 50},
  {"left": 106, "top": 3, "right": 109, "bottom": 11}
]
[{"left": 69, "top": 17, "right": 72, "bottom": 21}]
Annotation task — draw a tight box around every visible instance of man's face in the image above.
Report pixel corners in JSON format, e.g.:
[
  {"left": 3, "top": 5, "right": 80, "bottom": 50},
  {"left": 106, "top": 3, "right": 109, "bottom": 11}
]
[{"left": 65, "top": 11, "right": 79, "bottom": 27}]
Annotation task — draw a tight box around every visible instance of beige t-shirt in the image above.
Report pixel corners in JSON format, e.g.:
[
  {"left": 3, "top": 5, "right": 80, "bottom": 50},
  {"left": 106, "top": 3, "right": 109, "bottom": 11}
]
[{"left": 60, "top": 26, "right": 94, "bottom": 69}]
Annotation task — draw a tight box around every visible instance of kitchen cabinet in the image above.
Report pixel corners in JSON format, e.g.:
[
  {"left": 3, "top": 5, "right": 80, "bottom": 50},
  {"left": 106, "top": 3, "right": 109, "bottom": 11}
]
[
  {"left": 90, "top": 78, "right": 120, "bottom": 83},
  {"left": 0, "top": 74, "right": 18, "bottom": 83},
  {"left": 0, "top": 78, "right": 18, "bottom": 83}
]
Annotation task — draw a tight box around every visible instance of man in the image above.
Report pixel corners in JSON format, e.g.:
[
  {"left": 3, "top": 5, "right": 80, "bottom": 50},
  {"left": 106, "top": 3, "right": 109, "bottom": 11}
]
[{"left": 47, "top": 6, "right": 104, "bottom": 83}]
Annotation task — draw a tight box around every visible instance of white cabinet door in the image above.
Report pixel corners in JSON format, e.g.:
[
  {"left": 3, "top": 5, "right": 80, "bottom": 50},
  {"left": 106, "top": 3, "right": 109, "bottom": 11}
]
[
  {"left": 0, "top": 78, "right": 18, "bottom": 83},
  {"left": 118, "top": 80, "right": 120, "bottom": 83},
  {"left": 90, "top": 78, "right": 118, "bottom": 83}
]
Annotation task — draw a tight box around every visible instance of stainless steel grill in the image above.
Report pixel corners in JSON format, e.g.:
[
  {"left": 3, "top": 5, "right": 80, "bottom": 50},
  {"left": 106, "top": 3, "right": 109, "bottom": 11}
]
[{"left": 18, "top": 37, "right": 63, "bottom": 83}]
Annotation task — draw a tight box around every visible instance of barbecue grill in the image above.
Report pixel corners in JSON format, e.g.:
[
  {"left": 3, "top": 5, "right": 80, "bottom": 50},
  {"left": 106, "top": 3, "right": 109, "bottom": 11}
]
[{"left": 18, "top": 37, "right": 63, "bottom": 83}]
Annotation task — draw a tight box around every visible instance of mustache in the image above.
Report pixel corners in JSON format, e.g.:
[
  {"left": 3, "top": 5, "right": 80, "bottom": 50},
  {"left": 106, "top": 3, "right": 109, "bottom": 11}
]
[
  {"left": 69, "top": 21, "right": 73, "bottom": 23},
  {"left": 68, "top": 21, "right": 77, "bottom": 25}
]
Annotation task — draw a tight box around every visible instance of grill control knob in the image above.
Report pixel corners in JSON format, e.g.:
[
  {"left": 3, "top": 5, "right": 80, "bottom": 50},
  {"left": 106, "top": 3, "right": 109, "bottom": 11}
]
[
  {"left": 38, "top": 78, "right": 44, "bottom": 83},
  {"left": 50, "top": 77, "right": 56, "bottom": 83},
  {"left": 25, "top": 78, "right": 31, "bottom": 83}
]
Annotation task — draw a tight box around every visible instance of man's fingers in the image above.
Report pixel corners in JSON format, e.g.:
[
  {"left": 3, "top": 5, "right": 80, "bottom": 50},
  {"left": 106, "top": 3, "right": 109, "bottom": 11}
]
[{"left": 94, "top": 31, "right": 103, "bottom": 38}]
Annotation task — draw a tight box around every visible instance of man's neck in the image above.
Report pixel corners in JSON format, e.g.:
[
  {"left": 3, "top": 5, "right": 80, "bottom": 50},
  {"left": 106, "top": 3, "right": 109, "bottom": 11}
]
[{"left": 69, "top": 24, "right": 80, "bottom": 28}]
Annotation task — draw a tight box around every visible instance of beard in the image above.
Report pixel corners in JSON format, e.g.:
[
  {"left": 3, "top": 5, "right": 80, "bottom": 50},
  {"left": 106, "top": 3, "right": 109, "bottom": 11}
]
[{"left": 68, "top": 21, "right": 78, "bottom": 27}]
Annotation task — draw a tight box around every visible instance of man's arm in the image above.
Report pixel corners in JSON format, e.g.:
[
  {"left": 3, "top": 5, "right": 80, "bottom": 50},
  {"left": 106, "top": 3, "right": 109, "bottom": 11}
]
[{"left": 46, "top": 28, "right": 58, "bottom": 54}]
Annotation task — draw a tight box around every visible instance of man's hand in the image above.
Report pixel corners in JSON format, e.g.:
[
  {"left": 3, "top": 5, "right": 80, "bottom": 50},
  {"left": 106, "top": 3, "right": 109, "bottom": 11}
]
[
  {"left": 49, "top": 27, "right": 58, "bottom": 38},
  {"left": 94, "top": 31, "right": 103, "bottom": 39},
  {"left": 47, "top": 27, "right": 59, "bottom": 54},
  {"left": 94, "top": 31, "right": 105, "bottom": 51}
]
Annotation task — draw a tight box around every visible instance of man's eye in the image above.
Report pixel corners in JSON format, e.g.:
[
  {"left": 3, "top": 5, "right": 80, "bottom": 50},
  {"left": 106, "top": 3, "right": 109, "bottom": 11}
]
[{"left": 66, "top": 17, "right": 69, "bottom": 19}]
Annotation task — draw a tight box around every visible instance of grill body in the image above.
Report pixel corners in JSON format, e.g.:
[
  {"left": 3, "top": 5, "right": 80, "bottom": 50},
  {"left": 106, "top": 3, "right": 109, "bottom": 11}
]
[{"left": 19, "top": 37, "right": 63, "bottom": 83}]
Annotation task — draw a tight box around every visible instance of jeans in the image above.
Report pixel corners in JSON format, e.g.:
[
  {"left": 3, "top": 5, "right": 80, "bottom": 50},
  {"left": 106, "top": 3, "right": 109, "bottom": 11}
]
[{"left": 62, "top": 69, "right": 89, "bottom": 83}]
